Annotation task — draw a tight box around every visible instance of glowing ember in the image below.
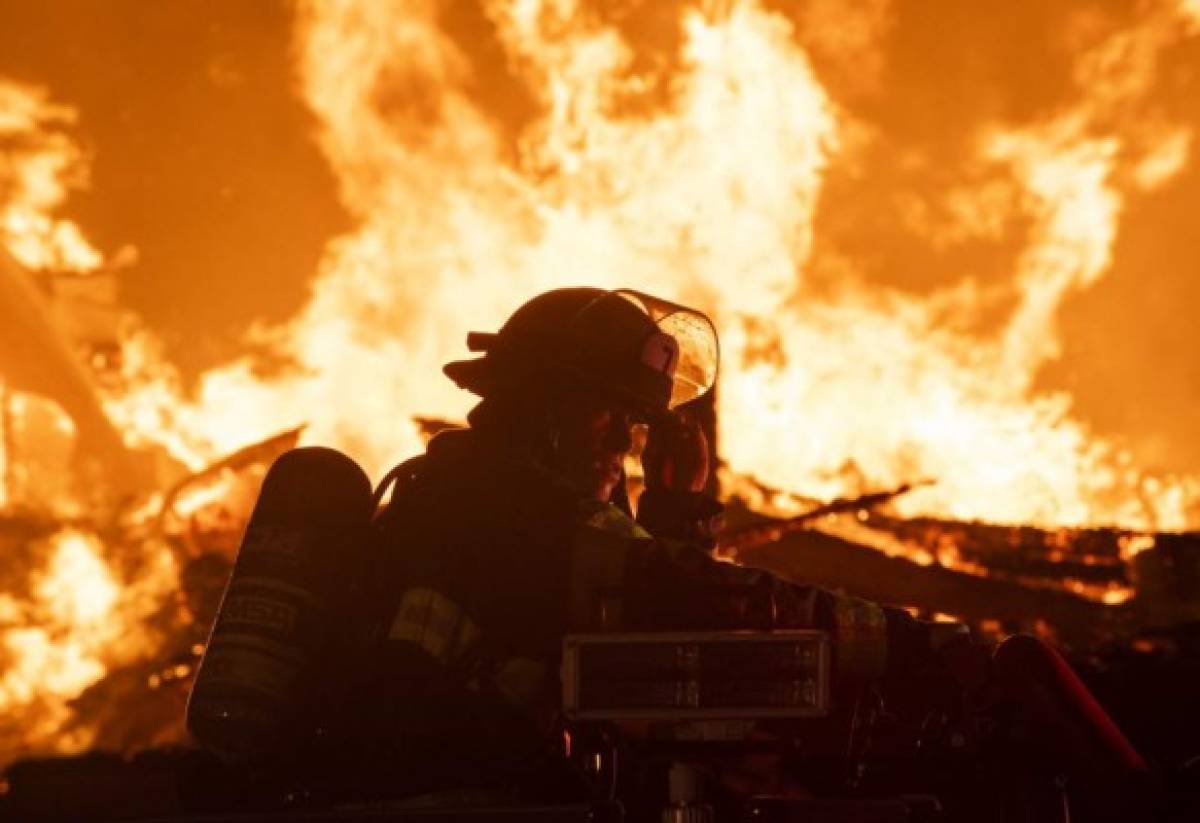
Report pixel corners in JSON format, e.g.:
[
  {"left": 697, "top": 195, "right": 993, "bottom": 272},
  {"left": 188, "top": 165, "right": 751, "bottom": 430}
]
[{"left": 1119, "top": 533, "right": 1157, "bottom": 562}]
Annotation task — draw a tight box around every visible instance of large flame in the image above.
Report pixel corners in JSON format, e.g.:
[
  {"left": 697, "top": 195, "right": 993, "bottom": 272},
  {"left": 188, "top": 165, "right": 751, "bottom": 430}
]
[
  {"left": 0, "top": 81, "right": 179, "bottom": 759},
  {"left": 137, "top": 0, "right": 1196, "bottom": 530}
]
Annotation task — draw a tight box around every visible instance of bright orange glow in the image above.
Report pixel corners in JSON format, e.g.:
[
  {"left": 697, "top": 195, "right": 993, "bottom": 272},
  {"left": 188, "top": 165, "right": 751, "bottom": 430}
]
[
  {"left": 195, "top": 0, "right": 1193, "bottom": 531},
  {"left": 0, "top": 0, "right": 1199, "bottom": 765},
  {"left": 0, "top": 530, "right": 176, "bottom": 757},
  {"left": 9, "top": 0, "right": 1183, "bottom": 531},
  {"left": 0, "top": 81, "right": 102, "bottom": 273}
]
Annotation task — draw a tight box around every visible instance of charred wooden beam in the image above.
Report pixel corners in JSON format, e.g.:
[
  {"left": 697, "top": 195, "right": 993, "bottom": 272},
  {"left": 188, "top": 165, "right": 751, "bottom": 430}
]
[{"left": 738, "top": 526, "right": 1123, "bottom": 649}]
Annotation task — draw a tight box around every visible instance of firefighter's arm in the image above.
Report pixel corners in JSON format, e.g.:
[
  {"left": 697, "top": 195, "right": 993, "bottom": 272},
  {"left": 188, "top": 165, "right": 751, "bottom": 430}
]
[
  {"left": 630, "top": 514, "right": 967, "bottom": 682},
  {"left": 633, "top": 408, "right": 956, "bottom": 679}
]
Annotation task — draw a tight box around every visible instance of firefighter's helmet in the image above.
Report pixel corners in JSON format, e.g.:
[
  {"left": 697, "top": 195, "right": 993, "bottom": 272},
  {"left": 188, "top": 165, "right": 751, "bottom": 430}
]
[{"left": 443, "top": 288, "right": 718, "bottom": 418}]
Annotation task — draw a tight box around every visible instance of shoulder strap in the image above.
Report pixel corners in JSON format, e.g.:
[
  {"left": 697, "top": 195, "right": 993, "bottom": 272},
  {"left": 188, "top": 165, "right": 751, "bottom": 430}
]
[{"left": 371, "top": 454, "right": 428, "bottom": 512}]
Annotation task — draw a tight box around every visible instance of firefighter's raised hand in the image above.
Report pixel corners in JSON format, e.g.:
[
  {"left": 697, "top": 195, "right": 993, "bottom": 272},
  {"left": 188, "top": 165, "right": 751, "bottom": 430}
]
[{"left": 642, "top": 410, "right": 709, "bottom": 493}]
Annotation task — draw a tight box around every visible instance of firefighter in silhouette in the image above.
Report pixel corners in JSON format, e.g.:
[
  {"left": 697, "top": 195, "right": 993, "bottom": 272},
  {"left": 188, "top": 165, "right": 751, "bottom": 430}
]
[{"left": 351, "top": 287, "right": 1153, "bottom": 817}]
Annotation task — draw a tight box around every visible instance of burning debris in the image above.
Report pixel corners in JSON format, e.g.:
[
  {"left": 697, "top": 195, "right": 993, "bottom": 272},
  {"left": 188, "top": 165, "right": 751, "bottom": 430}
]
[{"left": 0, "top": 423, "right": 300, "bottom": 766}]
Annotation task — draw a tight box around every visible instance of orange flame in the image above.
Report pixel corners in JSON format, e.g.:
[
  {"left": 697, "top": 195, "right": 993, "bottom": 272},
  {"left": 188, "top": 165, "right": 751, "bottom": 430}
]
[
  {"left": 167, "top": 0, "right": 1191, "bottom": 531},
  {"left": 0, "top": 530, "right": 177, "bottom": 756},
  {"left": 0, "top": 80, "right": 102, "bottom": 273},
  {"left": 47, "top": 0, "right": 1195, "bottom": 531},
  {"left": 9, "top": 6, "right": 1198, "bottom": 523},
  {"left": 0, "top": 81, "right": 180, "bottom": 759}
]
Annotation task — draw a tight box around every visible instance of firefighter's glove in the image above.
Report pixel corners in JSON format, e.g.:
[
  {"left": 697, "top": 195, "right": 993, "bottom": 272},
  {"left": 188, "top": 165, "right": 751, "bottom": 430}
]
[
  {"left": 642, "top": 410, "right": 709, "bottom": 493},
  {"left": 639, "top": 411, "right": 721, "bottom": 546}
]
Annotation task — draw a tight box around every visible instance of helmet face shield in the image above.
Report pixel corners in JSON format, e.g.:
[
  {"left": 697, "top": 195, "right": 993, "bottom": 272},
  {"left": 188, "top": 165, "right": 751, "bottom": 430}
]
[
  {"left": 613, "top": 290, "right": 719, "bottom": 409},
  {"left": 444, "top": 287, "right": 719, "bottom": 416}
]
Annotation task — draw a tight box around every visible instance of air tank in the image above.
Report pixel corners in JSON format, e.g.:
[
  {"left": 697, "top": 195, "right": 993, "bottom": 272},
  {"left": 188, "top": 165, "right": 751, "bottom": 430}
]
[{"left": 187, "top": 447, "right": 374, "bottom": 759}]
